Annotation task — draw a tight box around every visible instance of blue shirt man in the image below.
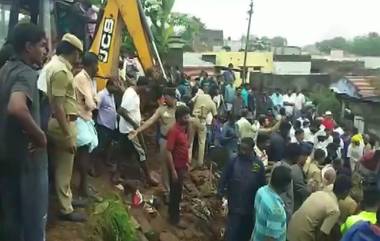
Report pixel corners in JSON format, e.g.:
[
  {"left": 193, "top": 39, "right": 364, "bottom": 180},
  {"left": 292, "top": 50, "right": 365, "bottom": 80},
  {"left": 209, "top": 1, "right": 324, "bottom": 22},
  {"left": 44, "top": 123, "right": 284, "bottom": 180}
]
[
  {"left": 218, "top": 137, "right": 266, "bottom": 241},
  {"left": 341, "top": 219, "right": 380, "bottom": 241},
  {"left": 224, "top": 83, "right": 236, "bottom": 106},
  {"left": 223, "top": 67, "right": 236, "bottom": 85},
  {"left": 252, "top": 165, "right": 291, "bottom": 241},
  {"left": 241, "top": 87, "right": 249, "bottom": 107},
  {"left": 271, "top": 92, "right": 284, "bottom": 109}
]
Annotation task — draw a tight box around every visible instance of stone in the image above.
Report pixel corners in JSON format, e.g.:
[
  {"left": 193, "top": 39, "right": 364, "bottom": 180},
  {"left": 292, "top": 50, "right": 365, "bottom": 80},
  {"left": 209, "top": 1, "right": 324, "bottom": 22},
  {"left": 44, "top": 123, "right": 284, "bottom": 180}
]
[
  {"left": 183, "top": 230, "right": 194, "bottom": 239},
  {"left": 159, "top": 231, "right": 179, "bottom": 241},
  {"left": 134, "top": 212, "right": 154, "bottom": 234},
  {"left": 137, "top": 231, "right": 150, "bottom": 241}
]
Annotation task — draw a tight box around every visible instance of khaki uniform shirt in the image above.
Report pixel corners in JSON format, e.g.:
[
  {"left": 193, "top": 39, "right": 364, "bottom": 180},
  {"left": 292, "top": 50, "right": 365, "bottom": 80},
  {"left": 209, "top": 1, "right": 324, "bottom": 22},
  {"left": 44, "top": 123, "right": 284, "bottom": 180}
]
[
  {"left": 46, "top": 56, "right": 77, "bottom": 116},
  {"left": 192, "top": 93, "right": 217, "bottom": 120},
  {"left": 338, "top": 196, "right": 357, "bottom": 224},
  {"left": 288, "top": 190, "right": 340, "bottom": 241},
  {"left": 304, "top": 159, "right": 322, "bottom": 187},
  {"left": 46, "top": 56, "right": 77, "bottom": 143},
  {"left": 157, "top": 105, "right": 176, "bottom": 136},
  {"left": 74, "top": 69, "right": 98, "bottom": 120}
]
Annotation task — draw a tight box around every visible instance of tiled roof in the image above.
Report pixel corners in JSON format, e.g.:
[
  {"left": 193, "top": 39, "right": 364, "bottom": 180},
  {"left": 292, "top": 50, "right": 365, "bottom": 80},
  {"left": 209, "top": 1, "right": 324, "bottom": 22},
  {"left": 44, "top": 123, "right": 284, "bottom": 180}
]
[{"left": 345, "top": 76, "right": 380, "bottom": 99}]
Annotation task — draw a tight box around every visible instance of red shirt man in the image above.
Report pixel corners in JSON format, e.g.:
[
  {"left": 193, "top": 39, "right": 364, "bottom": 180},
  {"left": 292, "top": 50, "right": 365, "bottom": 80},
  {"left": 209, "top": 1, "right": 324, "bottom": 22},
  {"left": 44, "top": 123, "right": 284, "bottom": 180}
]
[
  {"left": 322, "top": 111, "right": 336, "bottom": 130},
  {"left": 166, "top": 105, "right": 191, "bottom": 228},
  {"left": 167, "top": 123, "right": 189, "bottom": 169}
]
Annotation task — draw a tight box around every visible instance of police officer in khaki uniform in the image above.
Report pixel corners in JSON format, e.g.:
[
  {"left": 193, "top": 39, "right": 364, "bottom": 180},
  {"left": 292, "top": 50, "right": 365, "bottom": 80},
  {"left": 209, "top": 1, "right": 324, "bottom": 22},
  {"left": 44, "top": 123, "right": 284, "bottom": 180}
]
[
  {"left": 189, "top": 87, "right": 217, "bottom": 167},
  {"left": 46, "top": 34, "right": 86, "bottom": 222}
]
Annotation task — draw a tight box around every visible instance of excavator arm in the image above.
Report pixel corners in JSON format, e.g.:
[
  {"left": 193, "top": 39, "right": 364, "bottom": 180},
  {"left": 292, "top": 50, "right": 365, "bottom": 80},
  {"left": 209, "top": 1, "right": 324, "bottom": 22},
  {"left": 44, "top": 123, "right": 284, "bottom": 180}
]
[{"left": 90, "top": 0, "right": 157, "bottom": 90}]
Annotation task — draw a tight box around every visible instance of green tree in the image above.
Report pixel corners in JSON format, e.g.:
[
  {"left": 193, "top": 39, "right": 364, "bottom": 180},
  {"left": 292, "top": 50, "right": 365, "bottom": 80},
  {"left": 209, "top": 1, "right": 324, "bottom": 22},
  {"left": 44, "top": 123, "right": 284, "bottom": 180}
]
[
  {"left": 250, "top": 37, "right": 271, "bottom": 51},
  {"left": 90, "top": 0, "right": 104, "bottom": 7},
  {"left": 310, "top": 87, "right": 341, "bottom": 119},
  {"left": 141, "top": 0, "right": 176, "bottom": 56},
  {"left": 315, "top": 37, "right": 349, "bottom": 53},
  {"left": 170, "top": 13, "right": 205, "bottom": 51},
  {"left": 350, "top": 33, "right": 380, "bottom": 56},
  {"left": 271, "top": 36, "right": 287, "bottom": 47}
]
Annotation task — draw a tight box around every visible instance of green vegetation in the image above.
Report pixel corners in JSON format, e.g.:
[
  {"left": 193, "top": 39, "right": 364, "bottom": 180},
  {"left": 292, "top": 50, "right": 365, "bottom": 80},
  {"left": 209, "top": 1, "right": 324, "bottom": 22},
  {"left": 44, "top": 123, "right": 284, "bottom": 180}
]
[
  {"left": 315, "top": 33, "right": 380, "bottom": 56},
  {"left": 309, "top": 87, "right": 341, "bottom": 120},
  {"left": 118, "top": 0, "right": 206, "bottom": 57},
  {"left": 89, "top": 199, "right": 137, "bottom": 241},
  {"left": 240, "top": 36, "right": 288, "bottom": 51},
  {"left": 141, "top": 0, "right": 205, "bottom": 56}
]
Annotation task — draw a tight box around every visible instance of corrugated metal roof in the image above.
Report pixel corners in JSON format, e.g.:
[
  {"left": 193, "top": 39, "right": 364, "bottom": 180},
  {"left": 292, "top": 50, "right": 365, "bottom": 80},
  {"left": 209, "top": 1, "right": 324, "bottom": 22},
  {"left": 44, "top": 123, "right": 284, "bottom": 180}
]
[{"left": 345, "top": 76, "right": 380, "bottom": 99}]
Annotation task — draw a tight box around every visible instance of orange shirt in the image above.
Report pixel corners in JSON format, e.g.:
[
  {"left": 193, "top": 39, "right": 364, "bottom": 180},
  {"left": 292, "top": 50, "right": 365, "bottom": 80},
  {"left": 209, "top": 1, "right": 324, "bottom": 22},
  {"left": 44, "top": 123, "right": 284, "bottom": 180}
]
[{"left": 73, "top": 69, "right": 98, "bottom": 120}]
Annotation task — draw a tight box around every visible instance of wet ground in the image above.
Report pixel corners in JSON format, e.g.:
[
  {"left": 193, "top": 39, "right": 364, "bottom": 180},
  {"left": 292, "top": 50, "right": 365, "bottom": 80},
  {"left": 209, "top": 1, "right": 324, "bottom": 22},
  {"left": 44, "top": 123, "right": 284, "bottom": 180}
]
[{"left": 47, "top": 130, "right": 225, "bottom": 241}]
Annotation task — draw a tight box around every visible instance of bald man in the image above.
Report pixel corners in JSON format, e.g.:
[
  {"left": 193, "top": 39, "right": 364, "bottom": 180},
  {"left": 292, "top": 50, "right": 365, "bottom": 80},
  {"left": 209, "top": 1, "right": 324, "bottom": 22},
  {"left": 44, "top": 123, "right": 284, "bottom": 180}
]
[{"left": 322, "top": 165, "right": 336, "bottom": 191}]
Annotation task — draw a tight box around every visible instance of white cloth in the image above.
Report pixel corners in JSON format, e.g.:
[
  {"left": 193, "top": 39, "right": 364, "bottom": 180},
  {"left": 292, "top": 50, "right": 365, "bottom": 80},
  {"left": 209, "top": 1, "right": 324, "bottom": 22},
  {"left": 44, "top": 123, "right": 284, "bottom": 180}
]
[
  {"left": 314, "top": 135, "right": 333, "bottom": 155},
  {"left": 37, "top": 55, "right": 61, "bottom": 93},
  {"left": 303, "top": 127, "right": 314, "bottom": 143},
  {"left": 213, "top": 95, "right": 223, "bottom": 109},
  {"left": 283, "top": 94, "right": 296, "bottom": 116},
  {"left": 289, "top": 127, "right": 295, "bottom": 141},
  {"left": 334, "top": 127, "right": 345, "bottom": 136},
  {"left": 206, "top": 113, "right": 213, "bottom": 125},
  {"left": 37, "top": 67, "right": 47, "bottom": 93},
  {"left": 119, "top": 87, "right": 141, "bottom": 134},
  {"left": 294, "top": 93, "right": 305, "bottom": 111},
  {"left": 255, "top": 146, "right": 268, "bottom": 167},
  {"left": 191, "top": 88, "right": 204, "bottom": 102},
  {"left": 75, "top": 117, "right": 98, "bottom": 152},
  {"left": 347, "top": 142, "right": 364, "bottom": 171}
]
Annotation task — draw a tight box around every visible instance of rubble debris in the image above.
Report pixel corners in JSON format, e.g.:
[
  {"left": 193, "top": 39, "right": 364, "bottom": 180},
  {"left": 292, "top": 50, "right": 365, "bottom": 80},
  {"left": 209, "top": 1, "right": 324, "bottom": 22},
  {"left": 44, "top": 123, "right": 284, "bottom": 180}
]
[
  {"left": 190, "top": 198, "right": 211, "bottom": 222},
  {"left": 134, "top": 212, "right": 155, "bottom": 235},
  {"left": 159, "top": 231, "right": 179, "bottom": 241},
  {"left": 183, "top": 229, "right": 194, "bottom": 239}
]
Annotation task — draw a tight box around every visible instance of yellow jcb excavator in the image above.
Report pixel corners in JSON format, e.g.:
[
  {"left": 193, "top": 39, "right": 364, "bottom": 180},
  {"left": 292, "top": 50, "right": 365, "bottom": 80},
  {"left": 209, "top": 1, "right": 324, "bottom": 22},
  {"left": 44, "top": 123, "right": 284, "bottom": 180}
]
[
  {"left": 1, "top": 0, "right": 165, "bottom": 90},
  {"left": 89, "top": 0, "right": 166, "bottom": 89}
]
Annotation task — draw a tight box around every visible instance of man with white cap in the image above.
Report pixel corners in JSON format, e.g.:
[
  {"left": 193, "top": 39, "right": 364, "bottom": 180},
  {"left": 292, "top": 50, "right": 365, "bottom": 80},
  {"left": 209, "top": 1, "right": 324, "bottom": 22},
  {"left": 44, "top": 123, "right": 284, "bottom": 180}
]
[
  {"left": 46, "top": 33, "right": 87, "bottom": 222},
  {"left": 321, "top": 111, "right": 336, "bottom": 130}
]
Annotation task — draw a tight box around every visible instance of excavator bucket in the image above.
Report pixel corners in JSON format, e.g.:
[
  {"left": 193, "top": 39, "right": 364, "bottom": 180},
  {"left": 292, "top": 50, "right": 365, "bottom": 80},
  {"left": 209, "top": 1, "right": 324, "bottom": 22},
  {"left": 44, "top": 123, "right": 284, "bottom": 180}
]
[{"left": 90, "top": 0, "right": 155, "bottom": 90}]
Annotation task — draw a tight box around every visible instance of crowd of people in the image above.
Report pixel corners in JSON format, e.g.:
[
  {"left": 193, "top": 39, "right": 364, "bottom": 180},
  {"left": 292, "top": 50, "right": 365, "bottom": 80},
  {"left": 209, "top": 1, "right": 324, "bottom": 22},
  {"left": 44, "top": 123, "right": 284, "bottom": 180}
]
[{"left": 0, "top": 21, "right": 380, "bottom": 241}]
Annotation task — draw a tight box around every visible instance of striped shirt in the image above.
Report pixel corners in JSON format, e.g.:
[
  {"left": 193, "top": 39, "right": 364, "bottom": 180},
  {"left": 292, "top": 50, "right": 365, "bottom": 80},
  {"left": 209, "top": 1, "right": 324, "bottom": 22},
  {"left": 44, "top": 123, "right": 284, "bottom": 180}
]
[{"left": 252, "top": 185, "right": 287, "bottom": 241}]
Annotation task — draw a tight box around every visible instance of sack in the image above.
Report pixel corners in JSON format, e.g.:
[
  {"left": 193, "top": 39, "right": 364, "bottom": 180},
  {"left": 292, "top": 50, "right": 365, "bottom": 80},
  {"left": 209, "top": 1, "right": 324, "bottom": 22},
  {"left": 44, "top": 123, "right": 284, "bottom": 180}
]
[{"left": 76, "top": 118, "right": 98, "bottom": 152}]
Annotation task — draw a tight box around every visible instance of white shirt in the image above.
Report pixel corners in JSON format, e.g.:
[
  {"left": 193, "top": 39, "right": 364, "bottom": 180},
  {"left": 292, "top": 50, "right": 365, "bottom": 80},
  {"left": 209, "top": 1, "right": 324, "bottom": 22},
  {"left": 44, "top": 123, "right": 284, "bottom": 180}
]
[
  {"left": 206, "top": 113, "right": 213, "bottom": 125},
  {"left": 283, "top": 94, "right": 296, "bottom": 116},
  {"left": 213, "top": 94, "right": 223, "bottom": 109},
  {"left": 37, "top": 55, "right": 60, "bottom": 93},
  {"left": 294, "top": 93, "right": 305, "bottom": 111},
  {"left": 37, "top": 67, "right": 47, "bottom": 93},
  {"left": 314, "top": 134, "right": 333, "bottom": 155},
  {"left": 251, "top": 120, "right": 260, "bottom": 141},
  {"left": 303, "top": 127, "right": 314, "bottom": 143},
  {"left": 334, "top": 127, "right": 345, "bottom": 136},
  {"left": 119, "top": 87, "right": 141, "bottom": 134},
  {"left": 347, "top": 142, "right": 364, "bottom": 163},
  {"left": 255, "top": 146, "right": 268, "bottom": 167},
  {"left": 289, "top": 127, "right": 296, "bottom": 142}
]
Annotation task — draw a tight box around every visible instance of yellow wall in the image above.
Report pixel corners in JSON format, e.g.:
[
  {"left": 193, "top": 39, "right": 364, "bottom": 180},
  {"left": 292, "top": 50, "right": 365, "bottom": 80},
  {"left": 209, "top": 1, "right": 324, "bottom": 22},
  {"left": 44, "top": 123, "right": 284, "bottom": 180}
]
[
  {"left": 209, "top": 51, "right": 273, "bottom": 74},
  {"left": 203, "top": 51, "right": 273, "bottom": 86}
]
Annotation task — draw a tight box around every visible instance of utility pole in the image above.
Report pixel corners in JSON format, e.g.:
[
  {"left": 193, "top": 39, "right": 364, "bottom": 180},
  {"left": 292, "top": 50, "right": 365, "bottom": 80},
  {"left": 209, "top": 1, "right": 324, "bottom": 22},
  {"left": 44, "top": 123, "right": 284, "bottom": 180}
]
[
  {"left": 242, "top": 0, "right": 253, "bottom": 84},
  {"left": 39, "top": 0, "right": 52, "bottom": 54}
]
